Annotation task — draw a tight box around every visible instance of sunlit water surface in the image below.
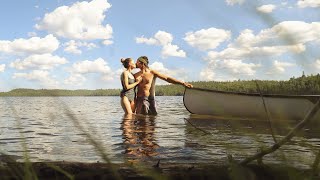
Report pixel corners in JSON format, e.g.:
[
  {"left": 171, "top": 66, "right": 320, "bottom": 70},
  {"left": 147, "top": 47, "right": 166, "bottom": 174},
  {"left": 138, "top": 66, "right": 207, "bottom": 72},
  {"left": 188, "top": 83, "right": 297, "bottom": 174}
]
[{"left": 1, "top": 96, "right": 320, "bottom": 169}]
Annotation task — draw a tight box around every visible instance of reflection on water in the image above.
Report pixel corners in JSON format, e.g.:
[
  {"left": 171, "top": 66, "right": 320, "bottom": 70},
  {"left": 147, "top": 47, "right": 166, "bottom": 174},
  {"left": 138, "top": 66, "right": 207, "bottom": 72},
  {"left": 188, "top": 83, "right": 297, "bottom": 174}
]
[
  {"left": 184, "top": 114, "right": 320, "bottom": 168},
  {"left": 0, "top": 96, "right": 320, "bottom": 169},
  {"left": 121, "top": 114, "right": 159, "bottom": 161}
]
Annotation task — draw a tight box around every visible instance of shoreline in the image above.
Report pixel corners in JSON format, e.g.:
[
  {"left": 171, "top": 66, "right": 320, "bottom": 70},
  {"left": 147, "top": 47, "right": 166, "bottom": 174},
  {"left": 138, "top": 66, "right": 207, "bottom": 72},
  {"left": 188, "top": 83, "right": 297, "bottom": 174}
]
[{"left": 0, "top": 161, "right": 316, "bottom": 179}]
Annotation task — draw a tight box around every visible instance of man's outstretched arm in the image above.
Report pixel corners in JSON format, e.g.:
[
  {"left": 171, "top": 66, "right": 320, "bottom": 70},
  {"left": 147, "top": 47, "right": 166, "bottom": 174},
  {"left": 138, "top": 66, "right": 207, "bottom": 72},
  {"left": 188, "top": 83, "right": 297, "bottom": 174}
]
[{"left": 152, "top": 70, "right": 193, "bottom": 88}]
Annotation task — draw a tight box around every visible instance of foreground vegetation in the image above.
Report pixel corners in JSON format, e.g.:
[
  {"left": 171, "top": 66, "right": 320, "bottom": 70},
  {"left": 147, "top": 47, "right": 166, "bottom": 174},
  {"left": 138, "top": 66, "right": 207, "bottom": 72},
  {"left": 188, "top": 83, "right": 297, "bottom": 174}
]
[
  {"left": 1, "top": 74, "right": 319, "bottom": 96},
  {"left": 0, "top": 161, "right": 314, "bottom": 180}
]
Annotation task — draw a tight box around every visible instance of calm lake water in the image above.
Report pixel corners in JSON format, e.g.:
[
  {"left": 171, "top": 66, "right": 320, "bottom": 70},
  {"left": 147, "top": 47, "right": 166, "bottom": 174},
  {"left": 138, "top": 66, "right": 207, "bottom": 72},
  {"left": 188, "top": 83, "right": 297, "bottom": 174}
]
[{"left": 1, "top": 96, "right": 320, "bottom": 168}]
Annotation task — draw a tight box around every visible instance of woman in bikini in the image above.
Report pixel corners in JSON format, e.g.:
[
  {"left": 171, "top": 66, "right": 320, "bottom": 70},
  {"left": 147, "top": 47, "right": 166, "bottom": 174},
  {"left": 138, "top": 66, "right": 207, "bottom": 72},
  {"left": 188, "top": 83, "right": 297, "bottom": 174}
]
[{"left": 120, "top": 58, "right": 142, "bottom": 114}]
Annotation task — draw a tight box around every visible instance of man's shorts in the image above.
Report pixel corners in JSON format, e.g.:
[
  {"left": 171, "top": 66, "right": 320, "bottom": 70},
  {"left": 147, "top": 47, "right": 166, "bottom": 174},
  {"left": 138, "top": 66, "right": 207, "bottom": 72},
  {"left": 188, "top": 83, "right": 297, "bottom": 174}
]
[{"left": 135, "top": 96, "right": 157, "bottom": 115}]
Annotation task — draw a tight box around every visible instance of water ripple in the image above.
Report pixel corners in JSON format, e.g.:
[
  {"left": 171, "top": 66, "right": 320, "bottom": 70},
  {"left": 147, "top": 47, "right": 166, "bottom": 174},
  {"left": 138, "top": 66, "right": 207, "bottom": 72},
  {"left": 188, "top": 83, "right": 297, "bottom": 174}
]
[{"left": 0, "top": 96, "right": 319, "bottom": 168}]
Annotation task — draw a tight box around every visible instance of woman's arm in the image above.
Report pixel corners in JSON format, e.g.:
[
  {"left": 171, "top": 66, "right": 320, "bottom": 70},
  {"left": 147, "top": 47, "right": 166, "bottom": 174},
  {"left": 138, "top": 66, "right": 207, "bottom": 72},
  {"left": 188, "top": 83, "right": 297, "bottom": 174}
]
[{"left": 122, "top": 71, "right": 141, "bottom": 90}]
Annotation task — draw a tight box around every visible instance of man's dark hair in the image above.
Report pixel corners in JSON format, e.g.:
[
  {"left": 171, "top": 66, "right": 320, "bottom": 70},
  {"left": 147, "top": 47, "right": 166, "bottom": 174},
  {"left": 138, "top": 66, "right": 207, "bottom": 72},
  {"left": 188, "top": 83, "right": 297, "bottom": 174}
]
[{"left": 137, "top": 56, "right": 149, "bottom": 67}]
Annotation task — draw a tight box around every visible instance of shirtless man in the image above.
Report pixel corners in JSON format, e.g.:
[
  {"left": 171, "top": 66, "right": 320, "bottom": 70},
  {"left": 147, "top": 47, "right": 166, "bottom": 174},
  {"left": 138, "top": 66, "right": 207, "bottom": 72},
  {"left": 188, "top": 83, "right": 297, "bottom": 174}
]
[{"left": 134, "top": 56, "right": 193, "bottom": 115}]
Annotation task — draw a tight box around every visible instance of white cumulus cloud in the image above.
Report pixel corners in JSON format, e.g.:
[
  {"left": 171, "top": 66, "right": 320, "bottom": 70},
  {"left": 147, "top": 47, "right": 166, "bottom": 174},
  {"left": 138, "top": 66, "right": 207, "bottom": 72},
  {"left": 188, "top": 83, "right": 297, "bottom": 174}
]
[
  {"left": 136, "top": 31, "right": 186, "bottom": 58},
  {"left": 268, "top": 21, "right": 320, "bottom": 44},
  {"left": 257, "top": 4, "right": 276, "bottom": 13},
  {"left": 232, "top": 21, "right": 320, "bottom": 48},
  {"left": 200, "top": 67, "right": 215, "bottom": 81},
  {"left": 35, "top": 0, "right": 113, "bottom": 42},
  {"left": 219, "top": 59, "right": 261, "bottom": 76},
  {"left": 0, "top": 64, "right": 5, "bottom": 72},
  {"left": 184, "top": 28, "right": 231, "bottom": 51},
  {"left": 229, "top": 22, "right": 320, "bottom": 50},
  {"left": 226, "top": 0, "right": 245, "bottom": 6},
  {"left": 231, "top": 29, "right": 257, "bottom": 48},
  {"left": 154, "top": 31, "right": 174, "bottom": 45},
  {"left": 150, "top": 61, "right": 181, "bottom": 77},
  {"left": 199, "top": 59, "right": 260, "bottom": 81},
  {"left": 63, "top": 40, "right": 97, "bottom": 54},
  {"left": 64, "top": 74, "right": 86, "bottom": 86},
  {"left": 161, "top": 44, "right": 186, "bottom": 58},
  {"left": 10, "top": 54, "right": 67, "bottom": 70},
  {"left": 208, "top": 44, "right": 305, "bottom": 60},
  {"left": 210, "top": 21, "right": 320, "bottom": 62},
  {"left": 315, "top": 59, "right": 320, "bottom": 70},
  {"left": 297, "top": 0, "right": 320, "bottom": 8},
  {"left": 70, "top": 58, "right": 111, "bottom": 74},
  {"left": 198, "top": 21, "right": 320, "bottom": 80},
  {"left": 102, "top": 39, "right": 113, "bottom": 45},
  {"left": 267, "top": 60, "right": 296, "bottom": 74},
  {"left": 66, "top": 58, "right": 114, "bottom": 85},
  {"left": 13, "top": 70, "right": 59, "bottom": 88},
  {"left": 136, "top": 36, "right": 158, "bottom": 45},
  {"left": 149, "top": 61, "right": 188, "bottom": 84},
  {"left": 0, "top": 34, "right": 59, "bottom": 55}
]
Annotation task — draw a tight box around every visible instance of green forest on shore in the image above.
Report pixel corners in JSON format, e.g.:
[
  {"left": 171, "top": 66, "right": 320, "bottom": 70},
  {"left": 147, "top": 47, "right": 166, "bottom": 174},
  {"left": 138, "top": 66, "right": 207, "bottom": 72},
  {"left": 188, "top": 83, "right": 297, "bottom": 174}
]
[{"left": 1, "top": 73, "right": 319, "bottom": 96}]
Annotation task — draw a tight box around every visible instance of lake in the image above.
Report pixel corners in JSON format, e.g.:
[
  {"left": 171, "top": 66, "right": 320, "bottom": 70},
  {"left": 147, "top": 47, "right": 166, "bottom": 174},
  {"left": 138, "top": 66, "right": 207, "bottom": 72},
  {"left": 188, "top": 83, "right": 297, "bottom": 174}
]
[{"left": 0, "top": 96, "right": 319, "bottom": 169}]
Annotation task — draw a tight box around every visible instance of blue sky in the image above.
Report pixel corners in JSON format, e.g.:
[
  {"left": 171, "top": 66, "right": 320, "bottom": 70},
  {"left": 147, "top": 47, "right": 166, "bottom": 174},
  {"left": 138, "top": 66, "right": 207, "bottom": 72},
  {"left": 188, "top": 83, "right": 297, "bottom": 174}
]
[{"left": 0, "top": 0, "right": 319, "bottom": 91}]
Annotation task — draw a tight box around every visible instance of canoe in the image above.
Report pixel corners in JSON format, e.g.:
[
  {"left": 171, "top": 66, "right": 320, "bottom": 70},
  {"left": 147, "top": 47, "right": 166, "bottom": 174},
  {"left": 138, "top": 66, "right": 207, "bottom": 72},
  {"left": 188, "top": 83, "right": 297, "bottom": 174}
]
[{"left": 183, "top": 87, "right": 320, "bottom": 121}]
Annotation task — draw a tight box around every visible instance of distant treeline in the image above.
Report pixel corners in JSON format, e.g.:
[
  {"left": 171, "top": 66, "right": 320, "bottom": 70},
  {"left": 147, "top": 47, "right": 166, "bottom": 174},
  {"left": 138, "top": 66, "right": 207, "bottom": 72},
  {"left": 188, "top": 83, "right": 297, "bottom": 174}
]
[
  {"left": 1, "top": 74, "right": 320, "bottom": 96},
  {"left": 0, "top": 88, "right": 121, "bottom": 97},
  {"left": 157, "top": 73, "right": 320, "bottom": 95}
]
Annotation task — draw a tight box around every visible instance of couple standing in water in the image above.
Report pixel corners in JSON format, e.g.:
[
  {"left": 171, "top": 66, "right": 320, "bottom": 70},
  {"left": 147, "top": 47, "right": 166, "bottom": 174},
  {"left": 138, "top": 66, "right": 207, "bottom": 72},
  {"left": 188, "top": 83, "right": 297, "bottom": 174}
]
[{"left": 120, "top": 56, "right": 193, "bottom": 115}]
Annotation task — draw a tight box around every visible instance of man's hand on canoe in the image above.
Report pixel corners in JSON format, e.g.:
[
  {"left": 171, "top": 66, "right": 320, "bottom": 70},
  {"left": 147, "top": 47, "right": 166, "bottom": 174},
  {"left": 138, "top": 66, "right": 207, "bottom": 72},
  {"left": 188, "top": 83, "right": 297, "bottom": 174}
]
[{"left": 183, "top": 82, "right": 193, "bottom": 88}]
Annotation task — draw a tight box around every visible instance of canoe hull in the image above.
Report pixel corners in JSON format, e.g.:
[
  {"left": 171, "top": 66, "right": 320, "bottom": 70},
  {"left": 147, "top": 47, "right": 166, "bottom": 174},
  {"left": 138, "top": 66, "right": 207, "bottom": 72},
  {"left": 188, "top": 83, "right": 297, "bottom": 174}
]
[{"left": 183, "top": 88, "right": 320, "bottom": 121}]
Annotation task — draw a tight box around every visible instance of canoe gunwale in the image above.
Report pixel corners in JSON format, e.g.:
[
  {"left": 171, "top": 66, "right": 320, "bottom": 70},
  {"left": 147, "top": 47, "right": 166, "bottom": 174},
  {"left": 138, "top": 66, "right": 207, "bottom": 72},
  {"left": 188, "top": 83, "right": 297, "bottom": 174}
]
[{"left": 184, "top": 87, "right": 320, "bottom": 98}]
